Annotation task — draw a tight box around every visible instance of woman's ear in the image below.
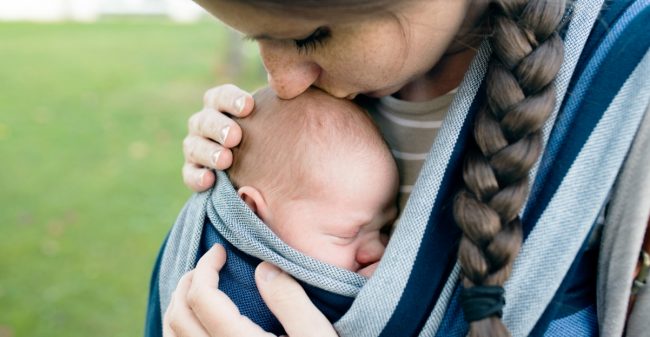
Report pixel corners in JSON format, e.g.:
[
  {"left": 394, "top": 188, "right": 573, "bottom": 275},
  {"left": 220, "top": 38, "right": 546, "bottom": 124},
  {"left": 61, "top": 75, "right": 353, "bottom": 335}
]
[{"left": 237, "top": 186, "right": 272, "bottom": 222}]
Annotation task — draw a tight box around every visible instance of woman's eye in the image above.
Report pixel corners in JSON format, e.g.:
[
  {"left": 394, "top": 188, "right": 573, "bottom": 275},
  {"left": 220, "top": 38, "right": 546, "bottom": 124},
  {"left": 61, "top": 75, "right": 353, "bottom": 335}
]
[{"left": 294, "top": 26, "right": 331, "bottom": 54}]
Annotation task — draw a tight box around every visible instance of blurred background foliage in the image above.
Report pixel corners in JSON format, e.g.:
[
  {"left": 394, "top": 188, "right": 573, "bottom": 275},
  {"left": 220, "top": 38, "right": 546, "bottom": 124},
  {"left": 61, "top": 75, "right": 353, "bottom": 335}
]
[{"left": 0, "top": 16, "right": 265, "bottom": 337}]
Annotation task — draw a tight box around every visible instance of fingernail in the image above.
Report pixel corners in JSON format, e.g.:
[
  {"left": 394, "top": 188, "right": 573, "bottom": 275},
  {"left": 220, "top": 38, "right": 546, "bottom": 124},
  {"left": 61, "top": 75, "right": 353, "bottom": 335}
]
[
  {"left": 212, "top": 150, "right": 221, "bottom": 167},
  {"left": 221, "top": 126, "right": 230, "bottom": 144},
  {"left": 196, "top": 171, "right": 206, "bottom": 187},
  {"left": 259, "top": 263, "right": 280, "bottom": 282},
  {"left": 235, "top": 96, "right": 246, "bottom": 113}
]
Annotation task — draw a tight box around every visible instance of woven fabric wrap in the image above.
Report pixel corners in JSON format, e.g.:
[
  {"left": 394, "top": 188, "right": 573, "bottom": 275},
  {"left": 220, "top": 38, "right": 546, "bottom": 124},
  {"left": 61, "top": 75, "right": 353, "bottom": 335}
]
[
  {"left": 156, "top": 0, "right": 650, "bottom": 335},
  {"left": 205, "top": 170, "right": 366, "bottom": 296},
  {"left": 159, "top": 171, "right": 365, "bottom": 315}
]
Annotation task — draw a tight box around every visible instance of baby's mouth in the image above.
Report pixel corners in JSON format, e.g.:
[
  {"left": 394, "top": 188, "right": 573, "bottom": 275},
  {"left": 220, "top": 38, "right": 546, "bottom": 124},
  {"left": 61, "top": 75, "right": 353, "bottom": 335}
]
[{"left": 357, "top": 260, "right": 381, "bottom": 278}]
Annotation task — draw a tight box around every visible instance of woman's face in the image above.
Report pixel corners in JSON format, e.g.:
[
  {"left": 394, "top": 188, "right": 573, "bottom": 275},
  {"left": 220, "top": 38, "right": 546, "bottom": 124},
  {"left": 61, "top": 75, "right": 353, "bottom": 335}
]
[{"left": 198, "top": 0, "right": 477, "bottom": 99}]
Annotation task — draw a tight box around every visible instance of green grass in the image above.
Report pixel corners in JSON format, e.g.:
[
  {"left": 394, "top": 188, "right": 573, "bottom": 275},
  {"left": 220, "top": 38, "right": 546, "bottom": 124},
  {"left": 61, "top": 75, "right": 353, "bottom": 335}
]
[{"left": 0, "top": 19, "right": 265, "bottom": 337}]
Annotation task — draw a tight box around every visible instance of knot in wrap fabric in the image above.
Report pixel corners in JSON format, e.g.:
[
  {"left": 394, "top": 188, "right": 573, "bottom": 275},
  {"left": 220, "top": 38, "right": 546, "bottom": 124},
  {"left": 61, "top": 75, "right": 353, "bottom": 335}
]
[{"left": 460, "top": 285, "right": 506, "bottom": 321}]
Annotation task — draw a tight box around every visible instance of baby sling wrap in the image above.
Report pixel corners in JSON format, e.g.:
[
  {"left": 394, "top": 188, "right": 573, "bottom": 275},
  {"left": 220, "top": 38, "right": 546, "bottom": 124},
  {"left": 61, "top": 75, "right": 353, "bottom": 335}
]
[{"left": 150, "top": 0, "right": 650, "bottom": 335}]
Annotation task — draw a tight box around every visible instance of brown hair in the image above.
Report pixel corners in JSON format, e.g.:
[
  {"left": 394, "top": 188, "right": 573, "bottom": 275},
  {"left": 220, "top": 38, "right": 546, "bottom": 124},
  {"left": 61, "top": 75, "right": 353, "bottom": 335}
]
[
  {"left": 229, "top": 87, "right": 391, "bottom": 200},
  {"left": 218, "top": 0, "right": 403, "bottom": 18},
  {"left": 453, "top": 1, "right": 566, "bottom": 336}
]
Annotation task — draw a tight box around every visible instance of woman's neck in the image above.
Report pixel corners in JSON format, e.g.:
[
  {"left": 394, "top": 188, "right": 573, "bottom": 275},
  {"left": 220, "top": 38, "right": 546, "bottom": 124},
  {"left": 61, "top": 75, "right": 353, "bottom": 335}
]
[
  {"left": 395, "top": 0, "right": 489, "bottom": 102},
  {"left": 395, "top": 47, "right": 478, "bottom": 102}
]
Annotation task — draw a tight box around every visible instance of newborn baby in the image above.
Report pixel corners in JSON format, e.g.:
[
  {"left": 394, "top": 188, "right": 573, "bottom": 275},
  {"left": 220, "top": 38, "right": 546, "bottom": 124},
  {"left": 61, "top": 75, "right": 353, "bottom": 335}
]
[{"left": 228, "top": 87, "right": 399, "bottom": 277}]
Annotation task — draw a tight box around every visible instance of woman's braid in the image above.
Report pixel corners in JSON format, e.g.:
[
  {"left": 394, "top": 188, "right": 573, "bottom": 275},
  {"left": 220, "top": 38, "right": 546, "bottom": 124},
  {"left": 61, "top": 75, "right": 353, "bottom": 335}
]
[{"left": 453, "top": 1, "right": 566, "bottom": 336}]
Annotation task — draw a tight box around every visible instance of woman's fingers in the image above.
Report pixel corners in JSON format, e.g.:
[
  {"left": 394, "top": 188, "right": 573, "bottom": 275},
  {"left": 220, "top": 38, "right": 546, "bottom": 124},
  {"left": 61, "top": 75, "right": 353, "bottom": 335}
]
[
  {"left": 203, "top": 84, "right": 254, "bottom": 118},
  {"left": 255, "top": 262, "right": 338, "bottom": 337},
  {"left": 163, "top": 272, "right": 211, "bottom": 337},
  {"left": 182, "top": 84, "right": 253, "bottom": 191},
  {"left": 183, "top": 135, "right": 234, "bottom": 170},
  {"left": 188, "top": 245, "right": 273, "bottom": 337},
  {"left": 188, "top": 109, "right": 243, "bottom": 148},
  {"left": 182, "top": 163, "right": 215, "bottom": 192}
]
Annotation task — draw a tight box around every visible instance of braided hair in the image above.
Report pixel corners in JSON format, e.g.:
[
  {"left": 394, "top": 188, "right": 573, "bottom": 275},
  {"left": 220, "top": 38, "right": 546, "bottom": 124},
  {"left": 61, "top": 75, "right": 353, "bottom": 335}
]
[{"left": 453, "top": 1, "right": 566, "bottom": 336}]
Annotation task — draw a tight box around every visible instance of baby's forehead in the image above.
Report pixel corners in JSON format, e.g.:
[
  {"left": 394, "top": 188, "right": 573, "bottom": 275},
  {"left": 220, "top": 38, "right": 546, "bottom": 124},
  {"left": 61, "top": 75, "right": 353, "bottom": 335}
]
[
  {"left": 245, "top": 86, "right": 394, "bottom": 198},
  {"left": 255, "top": 87, "right": 357, "bottom": 113}
]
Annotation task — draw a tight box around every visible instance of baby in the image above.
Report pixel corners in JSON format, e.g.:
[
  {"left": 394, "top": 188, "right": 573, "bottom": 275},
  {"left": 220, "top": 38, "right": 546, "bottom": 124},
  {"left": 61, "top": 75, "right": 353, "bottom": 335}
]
[
  {"left": 154, "top": 87, "right": 400, "bottom": 335},
  {"left": 228, "top": 87, "right": 399, "bottom": 277}
]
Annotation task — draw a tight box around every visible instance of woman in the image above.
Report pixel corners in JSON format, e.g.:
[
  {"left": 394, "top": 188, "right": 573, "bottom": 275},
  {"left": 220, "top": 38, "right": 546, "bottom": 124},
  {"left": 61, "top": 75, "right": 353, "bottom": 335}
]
[{"left": 147, "top": 0, "right": 650, "bottom": 336}]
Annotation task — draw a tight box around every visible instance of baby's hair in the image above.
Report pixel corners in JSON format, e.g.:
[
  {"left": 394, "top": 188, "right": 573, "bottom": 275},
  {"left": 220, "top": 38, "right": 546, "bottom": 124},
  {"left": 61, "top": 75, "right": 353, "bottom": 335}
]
[{"left": 228, "top": 87, "right": 392, "bottom": 201}]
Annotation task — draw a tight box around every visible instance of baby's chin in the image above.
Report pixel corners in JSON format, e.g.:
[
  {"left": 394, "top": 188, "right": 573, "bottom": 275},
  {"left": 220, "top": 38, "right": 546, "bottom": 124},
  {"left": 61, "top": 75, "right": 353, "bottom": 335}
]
[{"left": 357, "top": 261, "right": 381, "bottom": 278}]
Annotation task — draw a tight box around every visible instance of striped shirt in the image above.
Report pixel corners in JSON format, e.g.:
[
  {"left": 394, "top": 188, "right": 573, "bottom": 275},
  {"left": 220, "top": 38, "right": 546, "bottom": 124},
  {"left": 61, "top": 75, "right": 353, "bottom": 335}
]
[{"left": 369, "top": 90, "right": 456, "bottom": 212}]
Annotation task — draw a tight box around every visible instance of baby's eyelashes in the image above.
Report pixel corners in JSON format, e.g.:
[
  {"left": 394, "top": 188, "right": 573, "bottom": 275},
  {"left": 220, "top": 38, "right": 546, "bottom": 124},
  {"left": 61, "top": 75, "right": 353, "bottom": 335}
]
[
  {"left": 328, "top": 228, "right": 362, "bottom": 245},
  {"left": 329, "top": 234, "right": 357, "bottom": 245}
]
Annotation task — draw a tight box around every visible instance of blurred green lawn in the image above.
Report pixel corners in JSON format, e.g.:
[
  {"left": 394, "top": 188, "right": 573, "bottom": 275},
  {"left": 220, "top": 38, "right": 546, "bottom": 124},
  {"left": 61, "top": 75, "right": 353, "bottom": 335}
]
[{"left": 0, "top": 18, "right": 265, "bottom": 337}]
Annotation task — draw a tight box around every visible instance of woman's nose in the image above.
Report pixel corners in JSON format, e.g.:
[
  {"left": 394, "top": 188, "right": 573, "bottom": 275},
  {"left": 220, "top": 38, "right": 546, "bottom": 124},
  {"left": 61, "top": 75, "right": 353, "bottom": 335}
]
[{"left": 259, "top": 42, "right": 321, "bottom": 99}]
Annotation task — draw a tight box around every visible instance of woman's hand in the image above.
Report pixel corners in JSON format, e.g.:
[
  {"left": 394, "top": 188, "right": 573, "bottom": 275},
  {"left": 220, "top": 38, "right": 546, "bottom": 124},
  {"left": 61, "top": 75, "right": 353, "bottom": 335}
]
[
  {"left": 182, "top": 85, "right": 254, "bottom": 192},
  {"left": 163, "top": 245, "right": 339, "bottom": 337}
]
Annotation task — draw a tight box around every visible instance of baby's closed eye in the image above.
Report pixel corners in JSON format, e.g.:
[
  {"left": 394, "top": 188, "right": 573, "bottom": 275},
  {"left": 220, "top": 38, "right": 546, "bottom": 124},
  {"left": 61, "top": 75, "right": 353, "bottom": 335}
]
[{"left": 328, "top": 228, "right": 361, "bottom": 245}]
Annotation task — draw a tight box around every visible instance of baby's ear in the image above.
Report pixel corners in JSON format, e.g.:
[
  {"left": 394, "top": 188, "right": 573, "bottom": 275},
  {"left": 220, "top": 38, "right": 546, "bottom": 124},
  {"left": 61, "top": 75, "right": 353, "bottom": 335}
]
[{"left": 237, "top": 186, "right": 271, "bottom": 221}]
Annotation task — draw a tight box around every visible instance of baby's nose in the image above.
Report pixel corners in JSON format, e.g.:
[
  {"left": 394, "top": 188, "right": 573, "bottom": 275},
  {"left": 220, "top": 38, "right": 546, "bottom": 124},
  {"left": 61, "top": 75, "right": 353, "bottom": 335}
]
[{"left": 356, "top": 238, "right": 386, "bottom": 266}]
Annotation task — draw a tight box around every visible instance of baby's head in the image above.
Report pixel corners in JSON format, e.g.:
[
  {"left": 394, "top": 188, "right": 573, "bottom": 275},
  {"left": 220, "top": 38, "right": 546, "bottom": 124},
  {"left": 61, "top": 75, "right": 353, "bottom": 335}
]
[{"left": 228, "top": 87, "right": 398, "bottom": 277}]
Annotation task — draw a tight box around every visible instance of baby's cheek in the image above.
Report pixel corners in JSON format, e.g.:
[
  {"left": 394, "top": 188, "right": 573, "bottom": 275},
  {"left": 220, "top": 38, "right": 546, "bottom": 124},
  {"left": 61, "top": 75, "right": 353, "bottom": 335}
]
[
  {"left": 281, "top": 231, "right": 358, "bottom": 271},
  {"left": 313, "top": 241, "right": 359, "bottom": 271}
]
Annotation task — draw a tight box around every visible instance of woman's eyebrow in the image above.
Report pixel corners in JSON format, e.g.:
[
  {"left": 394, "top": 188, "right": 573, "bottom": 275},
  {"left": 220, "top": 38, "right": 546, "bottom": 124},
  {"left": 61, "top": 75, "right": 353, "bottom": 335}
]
[
  {"left": 243, "top": 28, "right": 320, "bottom": 42},
  {"left": 243, "top": 34, "right": 274, "bottom": 41}
]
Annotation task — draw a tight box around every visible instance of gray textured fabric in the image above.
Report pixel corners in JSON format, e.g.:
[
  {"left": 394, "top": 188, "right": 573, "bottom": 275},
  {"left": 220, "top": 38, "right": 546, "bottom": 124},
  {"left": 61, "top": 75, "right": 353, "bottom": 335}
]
[
  {"left": 523, "top": 0, "right": 602, "bottom": 216},
  {"left": 628, "top": 279, "right": 650, "bottom": 337},
  {"left": 420, "top": 0, "right": 605, "bottom": 335},
  {"left": 598, "top": 103, "right": 650, "bottom": 337},
  {"left": 334, "top": 40, "right": 491, "bottom": 337},
  {"left": 159, "top": 171, "right": 366, "bottom": 316},
  {"left": 159, "top": 191, "right": 209, "bottom": 315},
  {"left": 503, "top": 48, "right": 650, "bottom": 337},
  {"left": 205, "top": 171, "right": 366, "bottom": 296}
]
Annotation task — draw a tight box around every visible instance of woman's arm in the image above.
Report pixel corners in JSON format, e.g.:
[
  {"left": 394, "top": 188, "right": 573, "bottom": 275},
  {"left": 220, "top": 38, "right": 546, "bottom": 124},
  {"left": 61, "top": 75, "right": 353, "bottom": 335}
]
[
  {"left": 163, "top": 245, "right": 338, "bottom": 337},
  {"left": 182, "top": 85, "right": 254, "bottom": 191}
]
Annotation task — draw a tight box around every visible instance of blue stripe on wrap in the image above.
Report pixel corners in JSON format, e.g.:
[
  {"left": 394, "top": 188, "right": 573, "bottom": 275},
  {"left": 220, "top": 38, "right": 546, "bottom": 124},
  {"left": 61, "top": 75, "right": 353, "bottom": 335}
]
[
  {"left": 200, "top": 219, "right": 355, "bottom": 335},
  {"left": 525, "top": 0, "right": 623, "bottom": 216},
  {"left": 200, "top": 221, "right": 283, "bottom": 334},
  {"left": 377, "top": 86, "right": 485, "bottom": 337},
  {"left": 528, "top": 225, "right": 600, "bottom": 335},
  {"left": 542, "top": 306, "right": 598, "bottom": 336},
  {"left": 144, "top": 234, "right": 168, "bottom": 337},
  {"left": 433, "top": 2, "right": 650, "bottom": 335},
  {"left": 523, "top": 0, "right": 650, "bottom": 236},
  {"left": 582, "top": 0, "right": 635, "bottom": 58},
  {"left": 526, "top": 3, "right": 650, "bottom": 334},
  {"left": 434, "top": 286, "right": 467, "bottom": 337}
]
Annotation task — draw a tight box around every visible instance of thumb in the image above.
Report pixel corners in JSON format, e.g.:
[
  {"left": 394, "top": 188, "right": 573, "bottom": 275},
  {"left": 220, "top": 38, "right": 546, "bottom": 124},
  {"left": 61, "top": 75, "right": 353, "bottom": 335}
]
[{"left": 255, "top": 262, "right": 338, "bottom": 337}]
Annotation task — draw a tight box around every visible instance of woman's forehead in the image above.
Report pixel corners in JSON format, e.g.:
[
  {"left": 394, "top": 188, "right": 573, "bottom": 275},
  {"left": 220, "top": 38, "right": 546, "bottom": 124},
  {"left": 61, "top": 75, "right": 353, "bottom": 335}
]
[
  {"left": 198, "top": 0, "right": 388, "bottom": 37},
  {"left": 201, "top": 0, "right": 328, "bottom": 38}
]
